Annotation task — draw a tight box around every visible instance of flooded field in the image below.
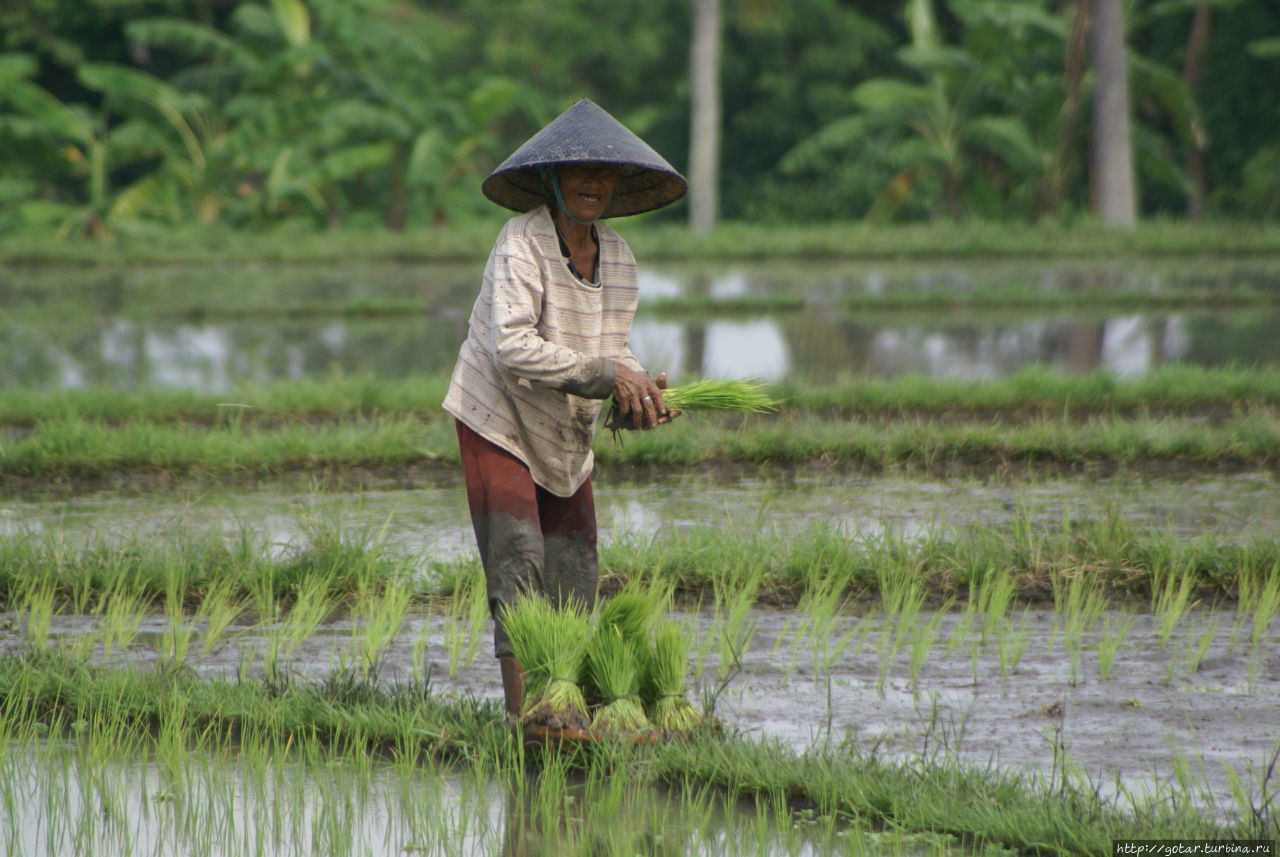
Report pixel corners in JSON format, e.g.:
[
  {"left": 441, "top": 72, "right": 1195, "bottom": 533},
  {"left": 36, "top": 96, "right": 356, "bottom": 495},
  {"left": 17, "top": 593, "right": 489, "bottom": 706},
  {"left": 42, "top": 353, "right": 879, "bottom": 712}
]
[
  {"left": 4, "top": 597, "right": 1276, "bottom": 841},
  {"left": 2, "top": 259, "right": 1278, "bottom": 390},
  {"left": 2, "top": 255, "right": 1278, "bottom": 850},
  {"left": 4, "top": 467, "right": 1278, "bottom": 560}
]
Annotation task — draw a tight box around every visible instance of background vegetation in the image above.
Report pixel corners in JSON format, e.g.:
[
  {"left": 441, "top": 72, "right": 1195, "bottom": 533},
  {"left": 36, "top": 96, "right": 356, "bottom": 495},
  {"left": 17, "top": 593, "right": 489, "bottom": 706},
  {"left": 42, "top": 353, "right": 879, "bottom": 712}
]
[{"left": 2, "top": 0, "right": 1279, "bottom": 240}]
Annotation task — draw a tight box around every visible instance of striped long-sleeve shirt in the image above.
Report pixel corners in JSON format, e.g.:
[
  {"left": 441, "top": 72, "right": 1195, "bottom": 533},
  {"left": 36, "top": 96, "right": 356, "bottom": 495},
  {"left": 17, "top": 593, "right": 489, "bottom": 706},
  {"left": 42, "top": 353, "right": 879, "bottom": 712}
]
[{"left": 443, "top": 205, "right": 645, "bottom": 497}]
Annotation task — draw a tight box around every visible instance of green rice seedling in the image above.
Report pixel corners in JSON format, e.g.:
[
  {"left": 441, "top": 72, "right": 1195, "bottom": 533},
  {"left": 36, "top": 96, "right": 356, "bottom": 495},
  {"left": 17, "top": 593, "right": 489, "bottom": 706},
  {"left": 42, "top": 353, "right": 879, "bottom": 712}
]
[
  {"left": 410, "top": 612, "right": 433, "bottom": 684},
  {"left": 996, "top": 608, "right": 1034, "bottom": 680},
  {"left": 605, "top": 376, "right": 778, "bottom": 427},
  {"left": 1152, "top": 563, "right": 1197, "bottom": 649},
  {"left": 98, "top": 586, "right": 149, "bottom": 663},
  {"left": 1059, "top": 572, "right": 1107, "bottom": 684},
  {"left": 350, "top": 579, "right": 413, "bottom": 679},
  {"left": 641, "top": 622, "right": 702, "bottom": 732},
  {"left": 816, "top": 614, "right": 870, "bottom": 677},
  {"left": 18, "top": 578, "right": 58, "bottom": 654},
  {"left": 1097, "top": 610, "right": 1136, "bottom": 679},
  {"left": 1245, "top": 560, "right": 1280, "bottom": 657},
  {"left": 712, "top": 568, "right": 759, "bottom": 683},
  {"left": 874, "top": 566, "right": 925, "bottom": 694},
  {"left": 909, "top": 606, "right": 950, "bottom": 686},
  {"left": 1184, "top": 612, "right": 1220, "bottom": 675},
  {"left": 461, "top": 568, "right": 490, "bottom": 667},
  {"left": 441, "top": 570, "right": 488, "bottom": 679},
  {"left": 973, "top": 564, "right": 1018, "bottom": 643},
  {"left": 661, "top": 378, "right": 778, "bottom": 414},
  {"left": 193, "top": 577, "right": 244, "bottom": 656},
  {"left": 500, "top": 596, "right": 592, "bottom": 728},
  {"left": 596, "top": 580, "right": 667, "bottom": 645},
  {"left": 585, "top": 627, "right": 651, "bottom": 734},
  {"left": 159, "top": 579, "right": 196, "bottom": 668}
]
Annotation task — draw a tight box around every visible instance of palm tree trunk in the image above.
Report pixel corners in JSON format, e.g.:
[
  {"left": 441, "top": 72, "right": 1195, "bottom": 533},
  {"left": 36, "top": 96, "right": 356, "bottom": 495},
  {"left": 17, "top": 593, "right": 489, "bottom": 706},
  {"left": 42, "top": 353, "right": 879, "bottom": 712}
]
[
  {"left": 1090, "top": 0, "right": 1136, "bottom": 226},
  {"left": 689, "top": 0, "right": 721, "bottom": 235}
]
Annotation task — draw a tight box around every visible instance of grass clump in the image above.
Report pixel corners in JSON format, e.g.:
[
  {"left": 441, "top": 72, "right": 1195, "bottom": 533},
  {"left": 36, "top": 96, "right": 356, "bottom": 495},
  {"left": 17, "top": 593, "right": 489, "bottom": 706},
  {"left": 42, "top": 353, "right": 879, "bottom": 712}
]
[
  {"left": 585, "top": 627, "right": 651, "bottom": 734},
  {"left": 641, "top": 623, "right": 703, "bottom": 733},
  {"left": 500, "top": 596, "right": 593, "bottom": 731}
]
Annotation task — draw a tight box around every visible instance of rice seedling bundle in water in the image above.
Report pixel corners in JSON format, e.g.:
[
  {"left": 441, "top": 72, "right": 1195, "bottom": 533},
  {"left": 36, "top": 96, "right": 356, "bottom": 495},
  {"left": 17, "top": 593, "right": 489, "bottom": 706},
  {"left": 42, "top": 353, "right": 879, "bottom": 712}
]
[
  {"left": 641, "top": 623, "right": 702, "bottom": 732},
  {"left": 500, "top": 596, "right": 592, "bottom": 730},
  {"left": 585, "top": 627, "right": 651, "bottom": 733}
]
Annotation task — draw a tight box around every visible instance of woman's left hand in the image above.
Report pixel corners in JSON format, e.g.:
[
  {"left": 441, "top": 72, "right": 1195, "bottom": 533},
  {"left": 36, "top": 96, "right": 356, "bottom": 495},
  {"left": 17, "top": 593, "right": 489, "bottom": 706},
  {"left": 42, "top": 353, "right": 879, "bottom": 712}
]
[{"left": 613, "top": 366, "right": 678, "bottom": 430}]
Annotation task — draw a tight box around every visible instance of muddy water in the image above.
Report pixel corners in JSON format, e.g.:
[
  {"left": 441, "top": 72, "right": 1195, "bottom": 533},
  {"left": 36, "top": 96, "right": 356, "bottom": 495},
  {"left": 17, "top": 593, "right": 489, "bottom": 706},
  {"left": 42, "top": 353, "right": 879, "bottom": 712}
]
[
  {"left": 8, "top": 600, "right": 1275, "bottom": 826},
  {"left": 223, "top": 608, "right": 1280, "bottom": 819},
  {"left": 1, "top": 744, "right": 859, "bottom": 857},
  {"left": 3, "top": 258, "right": 1279, "bottom": 390},
  {"left": 4, "top": 468, "right": 1278, "bottom": 559}
]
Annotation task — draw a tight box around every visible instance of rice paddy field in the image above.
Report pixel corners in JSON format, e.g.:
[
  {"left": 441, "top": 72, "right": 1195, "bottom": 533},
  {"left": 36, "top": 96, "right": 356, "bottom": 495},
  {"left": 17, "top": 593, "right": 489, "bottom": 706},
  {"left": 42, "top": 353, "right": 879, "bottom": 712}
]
[{"left": 2, "top": 245, "right": 1279, "bottom": 855}]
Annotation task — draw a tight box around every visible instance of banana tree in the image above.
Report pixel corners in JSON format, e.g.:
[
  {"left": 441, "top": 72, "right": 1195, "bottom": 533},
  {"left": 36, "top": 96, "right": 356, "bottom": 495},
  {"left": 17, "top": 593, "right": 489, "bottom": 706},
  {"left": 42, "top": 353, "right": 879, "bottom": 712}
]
[
  {"left": 127, "top": 0, "right": 524, "bottom": 229},
  {"left": 0, "top": 53, "right": 204, "bottom": 236},
  {"left": 782, "top": 0, "right": 1047, "bottom": 220}
]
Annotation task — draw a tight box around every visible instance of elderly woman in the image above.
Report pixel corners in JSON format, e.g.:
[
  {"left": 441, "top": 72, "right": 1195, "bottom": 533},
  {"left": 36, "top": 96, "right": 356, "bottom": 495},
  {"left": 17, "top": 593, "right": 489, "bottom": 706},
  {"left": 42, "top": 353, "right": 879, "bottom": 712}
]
[{"left": 442, "top": 99, "right": 687, "bottom": 717}]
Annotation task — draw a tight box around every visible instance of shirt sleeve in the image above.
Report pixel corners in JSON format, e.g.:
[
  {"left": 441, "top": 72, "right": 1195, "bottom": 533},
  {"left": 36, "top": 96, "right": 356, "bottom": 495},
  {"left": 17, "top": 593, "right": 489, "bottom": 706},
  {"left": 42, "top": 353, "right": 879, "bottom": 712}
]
[
  {"left": 488, "top": 233, "right": 616, "bottom": 399},
  {"left": 617, "top": 345, "right": 645, "bottom": 376}
]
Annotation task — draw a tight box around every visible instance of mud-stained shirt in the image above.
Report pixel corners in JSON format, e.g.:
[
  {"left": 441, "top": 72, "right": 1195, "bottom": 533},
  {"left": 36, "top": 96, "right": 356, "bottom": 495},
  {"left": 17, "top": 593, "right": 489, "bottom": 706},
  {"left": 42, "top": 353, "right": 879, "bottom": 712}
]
[{"left": 443, "top": 205, "right": 644, "bottom": 497}]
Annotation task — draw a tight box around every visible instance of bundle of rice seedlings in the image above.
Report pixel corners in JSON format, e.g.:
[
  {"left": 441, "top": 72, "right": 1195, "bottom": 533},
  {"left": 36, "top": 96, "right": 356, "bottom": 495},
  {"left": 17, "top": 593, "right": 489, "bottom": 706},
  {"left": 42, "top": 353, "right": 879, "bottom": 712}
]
[
  {"left": 660, "top": 378, "right": 778, "bottom": 415},
  {"left": 604, "top": 377, "right": 777, "bottom": 430},
  {"left": 640, "top": 623, "right": 702, "bottom": 733},
  {"left": 500, "top": 596, "right": 592, "bottom": 731},
  {"left": 585, "top": 626, "right": 651, "bottom": 734},
  {"left": 596, "top": 582, "right": 665, "bottom": 646}
]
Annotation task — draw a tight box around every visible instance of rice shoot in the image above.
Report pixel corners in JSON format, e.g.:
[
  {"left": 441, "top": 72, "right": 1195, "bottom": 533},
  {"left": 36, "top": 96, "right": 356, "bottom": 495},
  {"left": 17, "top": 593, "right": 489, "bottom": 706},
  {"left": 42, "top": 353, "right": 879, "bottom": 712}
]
[
  {"left": 500, "top": 596, "right": 592, "bottom": 729},
  {"left": 641, "top": 623, "right": 702, "bottom": 732},
  {"left": 596, "top": 583, "right": 664, "bottom": 646},
  {"left": 661, "top": 378, "right": 778, "bottom": 415},
  {"left": 585, "top": 626, "right": 651, "bottom": 734},
  {"left": 604, "top": 377, "right": 777, "bottom": 431}
]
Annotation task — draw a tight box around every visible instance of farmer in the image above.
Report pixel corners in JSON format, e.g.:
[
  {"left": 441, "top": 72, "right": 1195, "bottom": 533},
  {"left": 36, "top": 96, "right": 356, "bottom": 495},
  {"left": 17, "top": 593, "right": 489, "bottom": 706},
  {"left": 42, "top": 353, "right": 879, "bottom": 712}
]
[{"left": 442, "top": 99, "right": 687, "bottom": 718}]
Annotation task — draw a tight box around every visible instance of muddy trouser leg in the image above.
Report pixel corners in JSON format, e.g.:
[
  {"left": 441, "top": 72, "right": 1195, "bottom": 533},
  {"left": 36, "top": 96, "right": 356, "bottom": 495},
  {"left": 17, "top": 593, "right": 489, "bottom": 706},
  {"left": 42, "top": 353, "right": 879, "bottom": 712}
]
[{"left": 455, "top": 420, "right": 599, "bottom": 661}]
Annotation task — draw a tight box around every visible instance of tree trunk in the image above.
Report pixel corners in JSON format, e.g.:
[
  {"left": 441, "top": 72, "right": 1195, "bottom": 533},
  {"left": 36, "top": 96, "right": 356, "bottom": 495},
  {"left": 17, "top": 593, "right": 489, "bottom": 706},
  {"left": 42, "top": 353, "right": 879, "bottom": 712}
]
[
  {"left": 1090, "top": 0, "right": 1136, "bottom": 227},
  {"left": 1045, "top": 0, "right": 1090, "bottom": 217},
  {"left": 1182, "top": 5, "right": 1212, "bottom": 220},
  {"left": 689, "top": 0, "right": 721, "bottom": 235}
]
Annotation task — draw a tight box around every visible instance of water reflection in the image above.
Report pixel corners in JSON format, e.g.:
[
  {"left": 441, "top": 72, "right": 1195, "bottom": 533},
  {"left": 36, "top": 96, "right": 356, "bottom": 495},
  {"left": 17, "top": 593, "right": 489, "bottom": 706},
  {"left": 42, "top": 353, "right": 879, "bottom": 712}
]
[{"left": 1, "top": 260, "right": 1277, "bottom": 391}]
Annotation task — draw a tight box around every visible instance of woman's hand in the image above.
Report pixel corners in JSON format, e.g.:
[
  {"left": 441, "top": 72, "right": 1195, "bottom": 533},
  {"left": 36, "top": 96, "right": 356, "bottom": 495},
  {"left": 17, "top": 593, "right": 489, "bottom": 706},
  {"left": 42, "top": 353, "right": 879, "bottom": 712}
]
[{"left": 613, "top": 365, "right": 677, "bottom": 430}]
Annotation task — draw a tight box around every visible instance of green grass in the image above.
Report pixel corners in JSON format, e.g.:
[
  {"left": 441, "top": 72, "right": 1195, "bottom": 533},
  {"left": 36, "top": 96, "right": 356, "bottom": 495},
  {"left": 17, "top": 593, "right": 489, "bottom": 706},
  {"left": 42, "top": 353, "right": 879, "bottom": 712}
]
[
  {"left": 6, "top": 219, "right": 1280, "bottom": 265},
  {"left": 3, "top": 512, "right": 1275, "bottom": 616},
  {"left": 2, "top": 365, "right": 1277, "bottom": 428},
  {"left": 2, "top": 367, "right": 1279, "bottom": 481}
]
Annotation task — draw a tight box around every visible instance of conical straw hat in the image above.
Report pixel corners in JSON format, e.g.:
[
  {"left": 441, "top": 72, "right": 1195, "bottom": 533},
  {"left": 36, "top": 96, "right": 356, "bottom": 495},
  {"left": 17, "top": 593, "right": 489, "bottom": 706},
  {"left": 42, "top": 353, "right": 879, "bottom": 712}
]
[{"left": 482, "top": 99, "right": 687, "bottom": 218}]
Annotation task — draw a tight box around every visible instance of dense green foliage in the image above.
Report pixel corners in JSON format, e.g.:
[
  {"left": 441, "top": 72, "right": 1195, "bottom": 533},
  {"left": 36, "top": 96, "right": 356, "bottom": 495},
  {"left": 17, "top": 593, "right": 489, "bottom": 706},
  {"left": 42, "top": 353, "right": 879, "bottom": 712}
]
[{"left": 2, "top": 0, "right": 1279, "bottom": 237}]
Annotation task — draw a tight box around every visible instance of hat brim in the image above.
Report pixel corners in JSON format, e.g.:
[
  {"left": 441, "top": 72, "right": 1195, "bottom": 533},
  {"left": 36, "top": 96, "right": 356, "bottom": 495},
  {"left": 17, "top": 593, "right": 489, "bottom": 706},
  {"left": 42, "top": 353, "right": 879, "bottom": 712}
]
[{"left": 481, "top": 99, "right": 687, "bottom": 218}]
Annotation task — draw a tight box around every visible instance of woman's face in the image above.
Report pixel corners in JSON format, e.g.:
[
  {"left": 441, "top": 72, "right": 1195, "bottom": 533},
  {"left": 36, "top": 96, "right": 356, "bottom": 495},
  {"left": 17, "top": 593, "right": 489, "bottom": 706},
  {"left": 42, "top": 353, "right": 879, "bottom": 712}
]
[{"left": 556, "top": 163, "right": 621, "bottom": 223}]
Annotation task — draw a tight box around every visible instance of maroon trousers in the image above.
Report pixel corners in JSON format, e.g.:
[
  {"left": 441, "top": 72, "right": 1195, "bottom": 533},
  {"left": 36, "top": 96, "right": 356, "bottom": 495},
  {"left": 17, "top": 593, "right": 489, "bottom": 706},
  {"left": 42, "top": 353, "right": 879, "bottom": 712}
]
[{"left": 455, "top": 420, "right": 598, "bottom": 657}]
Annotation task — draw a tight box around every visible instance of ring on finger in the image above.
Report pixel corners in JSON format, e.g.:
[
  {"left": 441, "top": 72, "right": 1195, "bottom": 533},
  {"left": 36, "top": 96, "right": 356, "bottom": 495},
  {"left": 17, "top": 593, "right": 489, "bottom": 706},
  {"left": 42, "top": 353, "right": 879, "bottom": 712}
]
[{"left": 641, "top": 395, "right": 653, "bottom": 402}]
